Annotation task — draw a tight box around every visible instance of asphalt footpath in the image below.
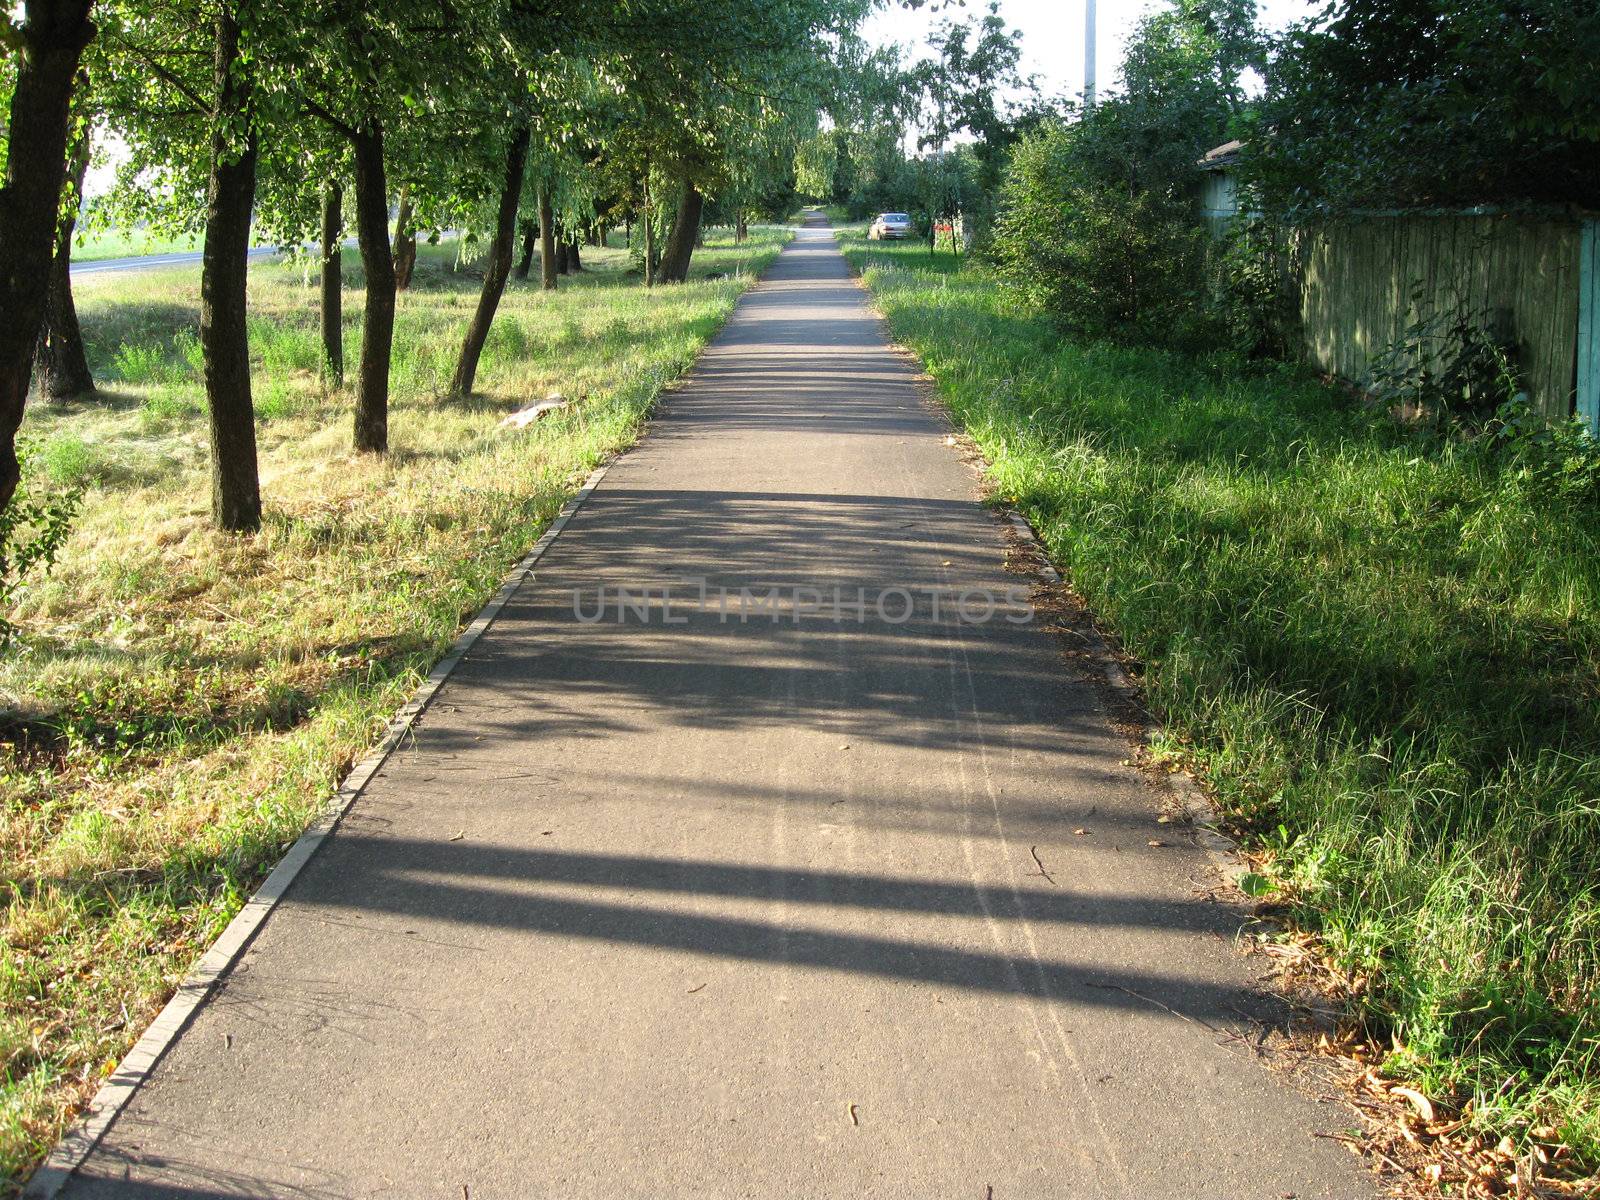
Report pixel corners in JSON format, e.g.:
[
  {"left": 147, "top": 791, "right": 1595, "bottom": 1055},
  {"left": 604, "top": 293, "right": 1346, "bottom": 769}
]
[{"left": 55, "top": 217, "right": 1375, "bottom": 1199}]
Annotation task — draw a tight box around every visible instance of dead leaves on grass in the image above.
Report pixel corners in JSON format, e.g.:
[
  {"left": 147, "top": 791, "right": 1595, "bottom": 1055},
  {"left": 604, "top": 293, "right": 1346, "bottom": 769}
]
[{"left": 1252, "top": 933, "right": 1594, "bottom": 1197}]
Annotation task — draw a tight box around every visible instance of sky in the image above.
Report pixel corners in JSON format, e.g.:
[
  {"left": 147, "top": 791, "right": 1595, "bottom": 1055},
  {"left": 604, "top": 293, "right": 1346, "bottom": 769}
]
[{"left": 861, "top": 0, "right": 1324, "bottom": 103}]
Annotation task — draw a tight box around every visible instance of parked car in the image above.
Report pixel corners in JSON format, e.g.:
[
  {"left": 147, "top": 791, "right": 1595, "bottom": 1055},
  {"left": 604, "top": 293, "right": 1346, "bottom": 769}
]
[{"left": 868, "top": 212, "right": 914, "bottom": 240}]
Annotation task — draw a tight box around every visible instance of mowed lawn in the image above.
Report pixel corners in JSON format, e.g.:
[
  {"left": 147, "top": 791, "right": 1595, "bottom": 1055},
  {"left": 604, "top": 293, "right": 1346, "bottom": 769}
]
[
  {"left": 0, "top": 227, "right": 788, "bottom": 1186},
  {"left": 841, "top": 232, "right": 1600, "bottom": 1173}
]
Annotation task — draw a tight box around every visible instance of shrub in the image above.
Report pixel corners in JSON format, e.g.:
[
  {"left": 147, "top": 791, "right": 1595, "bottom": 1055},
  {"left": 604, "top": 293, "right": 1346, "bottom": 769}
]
[
  {"left": 1368, "top": 292, "right": 1521, "bottom": 429},
  {"left": 36, "top": 434, "right": 100, "bottom": 488},
  {"left": 0, "top": 458, "right": 81, "bottom": 648},
  {"left": 994, "top": 119, "right": 1215, "bottom": 349},
  {"left": 1209, "top": 215, "right": 1298, "bottom": 360},
  {"left": 111, "top": 340, "right": 166, "bottom": 384}
]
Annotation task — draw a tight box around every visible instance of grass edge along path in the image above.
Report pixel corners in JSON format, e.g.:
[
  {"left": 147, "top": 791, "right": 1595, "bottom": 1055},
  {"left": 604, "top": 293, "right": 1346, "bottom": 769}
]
[
  {"left": 0, "top": 228, "right": 790, "bottom": 1191},
  {"left": 840, "top": 232, "right": 1599, "bottom": 1185}
]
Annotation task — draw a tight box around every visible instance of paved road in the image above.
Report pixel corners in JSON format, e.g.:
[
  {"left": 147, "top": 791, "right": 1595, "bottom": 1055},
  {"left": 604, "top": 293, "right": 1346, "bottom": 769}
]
[
  {"left": 69, "top": 246, "right": 281, "bottom": 277},
  {"left": 57, "top": 218, "right": 1374, "bottom": 1199}
]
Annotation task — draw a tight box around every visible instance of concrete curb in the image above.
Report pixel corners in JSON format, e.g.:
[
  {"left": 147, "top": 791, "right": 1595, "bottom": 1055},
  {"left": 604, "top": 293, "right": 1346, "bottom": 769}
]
[
  {"left": 21, "top": 463, "right": 613, "bottom": 1200},
  {"left": 1002, "top": 510, "right": 1248, "bottom": 888}
]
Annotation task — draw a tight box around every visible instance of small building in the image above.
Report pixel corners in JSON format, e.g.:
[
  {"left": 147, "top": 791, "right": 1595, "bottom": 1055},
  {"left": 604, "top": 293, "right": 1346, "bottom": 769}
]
[{"left": 1196, "top": 140, "right": 1242, "bottom": 230}]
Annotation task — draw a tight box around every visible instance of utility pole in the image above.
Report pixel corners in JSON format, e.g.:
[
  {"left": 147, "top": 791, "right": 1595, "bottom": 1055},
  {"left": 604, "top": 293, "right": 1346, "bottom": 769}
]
[{"left": 1084, "top": 0, "right": 1097, "bottom": 107}]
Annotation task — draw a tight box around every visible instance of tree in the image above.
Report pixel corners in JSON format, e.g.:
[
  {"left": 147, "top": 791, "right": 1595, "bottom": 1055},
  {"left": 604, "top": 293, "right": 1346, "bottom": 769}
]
[
  {"left": 585, "top": 0, "right": 864, "bottom": 282},
  {"left": 0, "top": 0, "right": 97, "bottom": 518},
  {"left": 992, "top": 0, "right": 1257, "bottom": 345},
  {"left": 199, "top": 3, "right": 262, "bottom": 530},
  {"left": 1251, "top": 0, "right": 1600, "bottom": 217},
  {"left": 89, "top": 0, "right": 322, "bottom": 531},
  {"left": 320, "top": 180, "right": 344, "bottom": 386},
  {"left": 915, "top": 1, "right": 1032, "bottom": 194},
  {"left": 449, "top": 121, "right": 530, "bottom": 395},
  {"left": 34, "top": 116, "right": 96, "bottom": 399}
]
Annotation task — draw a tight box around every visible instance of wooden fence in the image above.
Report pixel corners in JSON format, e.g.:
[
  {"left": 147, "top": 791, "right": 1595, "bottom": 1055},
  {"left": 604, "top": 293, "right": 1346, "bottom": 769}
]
[{"left": 1293, "top": 213, "right": 1592, "bottom": 423}]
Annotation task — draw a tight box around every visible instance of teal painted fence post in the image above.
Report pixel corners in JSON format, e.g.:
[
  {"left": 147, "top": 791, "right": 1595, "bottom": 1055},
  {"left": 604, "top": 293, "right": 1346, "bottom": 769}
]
[{"left": 1580, "top": 220, "right": 1600, "bottom": 436}]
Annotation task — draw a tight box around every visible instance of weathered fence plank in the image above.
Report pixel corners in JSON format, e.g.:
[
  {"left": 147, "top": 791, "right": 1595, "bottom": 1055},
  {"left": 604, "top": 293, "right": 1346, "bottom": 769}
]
[
  {"left": 1295, "top": 215, "right": 1582, "bottom": 421},
  {"left": 1579, "top": 221, "right": 1599, "bottom": 436}
]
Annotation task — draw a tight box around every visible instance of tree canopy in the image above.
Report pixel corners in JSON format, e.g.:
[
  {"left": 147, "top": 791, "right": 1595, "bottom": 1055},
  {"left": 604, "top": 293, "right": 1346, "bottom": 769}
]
[{"left": 1250, "top": 0, "right": 1600, "bottom": 217}]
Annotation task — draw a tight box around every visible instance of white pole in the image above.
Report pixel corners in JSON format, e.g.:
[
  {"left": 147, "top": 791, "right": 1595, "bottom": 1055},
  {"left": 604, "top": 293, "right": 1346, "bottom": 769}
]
[{"left": 1084, "top": 0, "right": 1097, "bottom": 107}]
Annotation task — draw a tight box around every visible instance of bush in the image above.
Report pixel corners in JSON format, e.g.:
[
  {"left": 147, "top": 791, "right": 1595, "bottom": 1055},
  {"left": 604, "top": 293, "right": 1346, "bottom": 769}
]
[
  {"left": 990, "top": 0, "right": 1255, "bottom": 349},
  {"left": 0, "top": 458, "right": 81, "bottom": 648},
  {"left": 1209, "top": 215, "right": 1298, "bottom": 359},
  {"left": 994, "top": 119, "right": 1215, "bottom": 349},
  {"left": 36, "top": 434, "right": 101, "bottom": 488},
  {"left": 1369, "top": 292, "right": 1521, "bottom": 429}
]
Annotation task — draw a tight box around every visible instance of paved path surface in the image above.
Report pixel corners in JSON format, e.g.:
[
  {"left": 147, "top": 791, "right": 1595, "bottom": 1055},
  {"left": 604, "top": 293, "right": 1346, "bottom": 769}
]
[
  {"left": 69, "top": 247, "right": 280, "bottom": 277},
  {"left": 60, "top": 219, "right": 1374, "bottom": 1199}
]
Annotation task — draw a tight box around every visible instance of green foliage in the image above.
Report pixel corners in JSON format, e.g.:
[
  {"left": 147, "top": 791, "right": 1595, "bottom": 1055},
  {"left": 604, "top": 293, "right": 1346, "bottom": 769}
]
[
  {"left": 995, "top": 118, "right": 1215, "bottom": 347},
  {"left": 1251, "top": 1, "right": 1600, "bottom": 217},
  {"left": 910, "top": 147, "right": 982, "bottom": 246},
  {"left": 1368, "top": 293, "right": 1522, "bottom": 429},
  {"left": 913, "top": 1, "right": 1033, "bottom": 194},
  {"left": 845, "top": 236, "right": 1600, "bottom": 1169},
  {"left": 1209, "top": 216, "right": 1296, "bottom": 359},
  {"left": 992, "top": 0, "right": 1256, "bottom": 348},
  {"left": 794, "top": 129, "right": 839, "bottom": 202},
  {"left": 0, "top": 458, "right": 80, "bottom": 649},
  {"left": 1486, "top": 403, "right": 1600, "bottom": 509}
]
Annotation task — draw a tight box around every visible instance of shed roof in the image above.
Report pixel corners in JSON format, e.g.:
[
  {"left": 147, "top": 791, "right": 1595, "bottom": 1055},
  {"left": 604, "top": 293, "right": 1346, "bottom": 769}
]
[{"left": 1197, "top": 140, "right": 1243, "bottom": 171}]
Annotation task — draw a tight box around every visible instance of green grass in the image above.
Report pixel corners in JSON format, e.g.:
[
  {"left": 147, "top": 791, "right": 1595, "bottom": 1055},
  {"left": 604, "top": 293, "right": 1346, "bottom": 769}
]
[
  {"left": 841, "top": 232, "right": 1600, "bottom": 1173},
  {"left": 0, "top": 226, "right": 789, "bottom": 1190},
  {"left": 70, "top": 228, "right": 207, "bottom": 263}
]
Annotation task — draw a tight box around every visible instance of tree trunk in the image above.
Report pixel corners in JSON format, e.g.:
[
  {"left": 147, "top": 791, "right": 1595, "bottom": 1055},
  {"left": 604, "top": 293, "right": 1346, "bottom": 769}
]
[
  {"left": 735, "top": 212, "right": 748, "bottom": 244},
  {"left": 0, "top": 0, "right": 95, "bottom": 516},
  {"left": 568, "top": 238, "right": 581, "bottom": 271},
  {"left": 35, "top": 126, "right": 94, "bottom": 399},
  {"left": 449, "top": 124, "right": 530, "bottom": 398},
  {"left": 392, "top": 186, "right": 416, "bottom": 290},
  {"left": 538, "top": 188, "right": 556, "bottom": 291},
  {"left": 643, "top": 202, "right": 655, "bottom": 288},
  {"left": 514, "top": 219, "right": 535, "bottom": 280},
  {"left": 556, "top": 237, "right": 571, "bottom": 275},
  {"left": 319, "top": 181, "right": 343, "bottom": 387},
  {"left": 200, "top": 6, "right": 262, "bottom": 533},
  {"left": 657, "top": 180, "right": 703, "bottom": 283},
  {"left": 351, "top": 124, "right": 394, "bottom": 454}
]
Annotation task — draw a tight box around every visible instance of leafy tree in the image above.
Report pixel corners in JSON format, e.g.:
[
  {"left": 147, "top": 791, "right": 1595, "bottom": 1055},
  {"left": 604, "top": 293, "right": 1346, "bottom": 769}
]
[
  {"left": 992, "top": 0, "right": 1257, "bottom": 345},
  {"left": 819, "top": 37, "right": 921, "bottom": 217},
  {"left": 914, "top": 0, "right": 1032, "bottom": 194},
  {"left": 291, "top": 0, "right": 508, "bottom": 456},
  {"left": 34, "top": 105, "right": 96, "bottom": 399},
  {"left": 0, "top": 0, "right": 97, "bottom": 519},
  {"left": 584, "top": 0, "right": 864, "bottom": 281},
  {"left": 794, "top": 127, "right": 838, "bottom": 202},
  {"left": 1250, "top": 0, "right": 1600, "bottom": 217}
]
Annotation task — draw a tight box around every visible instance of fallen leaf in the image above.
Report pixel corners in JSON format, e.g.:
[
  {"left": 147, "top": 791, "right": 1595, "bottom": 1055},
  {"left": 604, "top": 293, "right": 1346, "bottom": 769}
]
[{"left": 1390, "top": 1086, "right": 1434, "bottom": 1122}]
